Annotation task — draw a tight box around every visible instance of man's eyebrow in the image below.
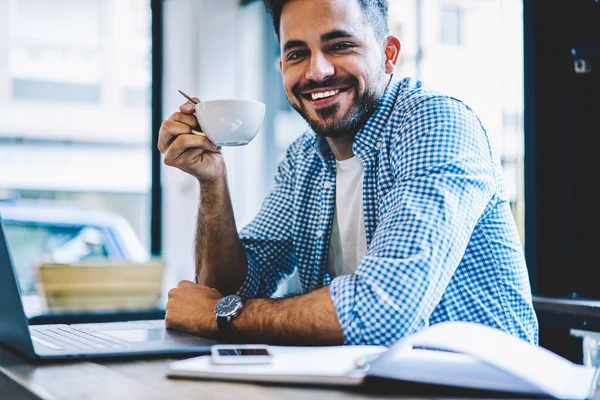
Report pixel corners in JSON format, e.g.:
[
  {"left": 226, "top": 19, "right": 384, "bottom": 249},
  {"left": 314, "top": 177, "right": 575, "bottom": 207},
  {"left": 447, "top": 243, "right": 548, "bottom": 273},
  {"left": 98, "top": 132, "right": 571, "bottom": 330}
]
[
  {"left": 321, "top": 29, "right": 355, "bottom": 42},
  {"left": 282, "top": 30, "right": 356, "bottom": 53},
  {"left": 283, "top": 40, "right": 307, "bottom": 53}
]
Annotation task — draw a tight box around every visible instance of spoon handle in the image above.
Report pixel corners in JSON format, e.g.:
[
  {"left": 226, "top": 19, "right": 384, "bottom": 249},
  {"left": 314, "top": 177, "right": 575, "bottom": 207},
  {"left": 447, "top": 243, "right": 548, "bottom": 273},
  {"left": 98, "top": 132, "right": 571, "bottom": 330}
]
[
  {"left": 177, "top": 90, "right": 206, "bottom": 136},
  {"left": 178, "top": 89, "right": 199, "bottom": 105}
]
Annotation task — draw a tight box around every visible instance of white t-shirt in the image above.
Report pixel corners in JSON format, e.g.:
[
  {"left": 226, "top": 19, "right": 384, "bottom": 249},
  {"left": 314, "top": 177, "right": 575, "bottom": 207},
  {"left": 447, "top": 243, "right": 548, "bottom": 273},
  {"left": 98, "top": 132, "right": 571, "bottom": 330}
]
[{"left": 327, "top": 156, "right": 367, "bottom": 278}]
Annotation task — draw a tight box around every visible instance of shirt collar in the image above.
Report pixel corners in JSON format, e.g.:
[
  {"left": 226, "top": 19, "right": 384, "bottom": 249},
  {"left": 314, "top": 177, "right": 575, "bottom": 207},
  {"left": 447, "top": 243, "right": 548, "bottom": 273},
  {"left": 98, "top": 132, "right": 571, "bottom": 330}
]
[
  {"left": 312, "top": 75, "right": 401, "bottom": 160},
  {"left": 352, "top": 75, "right": 400, "bottom": 157}
]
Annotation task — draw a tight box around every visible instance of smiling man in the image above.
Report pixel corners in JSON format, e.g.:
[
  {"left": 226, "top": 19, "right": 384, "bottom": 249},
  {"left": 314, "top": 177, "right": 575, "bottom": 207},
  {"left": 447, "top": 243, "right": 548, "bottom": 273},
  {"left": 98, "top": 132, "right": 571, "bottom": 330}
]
[{"left": 157, "top": 0, "right": 539, "bottom": 346}]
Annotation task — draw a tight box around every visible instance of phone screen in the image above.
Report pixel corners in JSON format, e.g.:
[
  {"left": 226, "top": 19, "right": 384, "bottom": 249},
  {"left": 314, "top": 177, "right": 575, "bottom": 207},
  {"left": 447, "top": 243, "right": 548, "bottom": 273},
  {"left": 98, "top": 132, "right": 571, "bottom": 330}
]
[{"left": 217, "top": 348, "right": 270, "bottom": 356}]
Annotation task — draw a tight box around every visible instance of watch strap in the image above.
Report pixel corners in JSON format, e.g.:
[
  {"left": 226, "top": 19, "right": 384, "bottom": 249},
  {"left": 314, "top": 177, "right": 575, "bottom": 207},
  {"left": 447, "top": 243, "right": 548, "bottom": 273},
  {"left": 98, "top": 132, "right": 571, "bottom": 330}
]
[
  {"left": 214, "top": 295, "right": 244, "bottom": 339},
  {"left": 216, "top": 315, "right": 233, "bottom": 332}
]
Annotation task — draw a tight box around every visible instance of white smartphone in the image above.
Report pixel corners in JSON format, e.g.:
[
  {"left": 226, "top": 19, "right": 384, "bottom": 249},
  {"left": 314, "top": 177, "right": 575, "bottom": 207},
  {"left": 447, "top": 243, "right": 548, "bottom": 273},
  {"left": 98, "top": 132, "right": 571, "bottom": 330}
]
[{"left": 210, "top": 344, "right": 273, "bottom": 365}]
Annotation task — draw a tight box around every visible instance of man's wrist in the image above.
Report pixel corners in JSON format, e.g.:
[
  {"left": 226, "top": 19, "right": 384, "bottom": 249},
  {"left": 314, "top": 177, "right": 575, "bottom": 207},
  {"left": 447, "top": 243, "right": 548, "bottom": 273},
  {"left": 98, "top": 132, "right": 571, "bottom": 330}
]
[
  {"left": 214, "top": 294, "right": 245, "bottom": 339},
  {"left": 197, "top": 170, "right": 228, "bottom": 189}
]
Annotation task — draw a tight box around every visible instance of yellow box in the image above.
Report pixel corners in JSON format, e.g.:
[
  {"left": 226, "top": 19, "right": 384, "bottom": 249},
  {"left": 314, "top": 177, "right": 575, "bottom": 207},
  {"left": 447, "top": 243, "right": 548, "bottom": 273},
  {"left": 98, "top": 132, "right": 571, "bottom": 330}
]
[{"left": 35, "top": 260, "right": 165, "bottom": 312}]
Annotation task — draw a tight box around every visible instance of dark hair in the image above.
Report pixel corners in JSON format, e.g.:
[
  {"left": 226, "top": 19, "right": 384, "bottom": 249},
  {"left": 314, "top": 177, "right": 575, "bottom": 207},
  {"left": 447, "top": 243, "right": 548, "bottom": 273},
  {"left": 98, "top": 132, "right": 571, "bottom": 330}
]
[{"left": 263, "top": 0, "right": 389, "bottom": 43}]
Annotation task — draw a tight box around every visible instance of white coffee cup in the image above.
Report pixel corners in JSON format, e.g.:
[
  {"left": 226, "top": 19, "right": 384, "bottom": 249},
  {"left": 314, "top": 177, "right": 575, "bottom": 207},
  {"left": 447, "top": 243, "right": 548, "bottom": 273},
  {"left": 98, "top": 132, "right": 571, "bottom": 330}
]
[{"left": 194, "top": 99, "right": 266, "bottom": 146}]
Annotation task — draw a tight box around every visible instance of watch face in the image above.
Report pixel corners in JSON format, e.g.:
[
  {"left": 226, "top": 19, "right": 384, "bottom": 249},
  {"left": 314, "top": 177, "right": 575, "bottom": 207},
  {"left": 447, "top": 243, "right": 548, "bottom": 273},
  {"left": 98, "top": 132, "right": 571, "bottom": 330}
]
[{"left": 214, "top": 295, "right": 243, "bottom": 317}]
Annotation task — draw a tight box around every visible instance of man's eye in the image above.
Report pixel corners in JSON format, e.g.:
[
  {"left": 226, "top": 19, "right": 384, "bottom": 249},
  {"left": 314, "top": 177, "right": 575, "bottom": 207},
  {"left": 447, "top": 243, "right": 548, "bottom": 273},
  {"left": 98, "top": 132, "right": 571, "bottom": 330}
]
[
  {"left": 331, "top": 43, "right": 354, "bottom": 51},
  {"left": 287, "top": 51, "right": 307, "bottom": 61}
]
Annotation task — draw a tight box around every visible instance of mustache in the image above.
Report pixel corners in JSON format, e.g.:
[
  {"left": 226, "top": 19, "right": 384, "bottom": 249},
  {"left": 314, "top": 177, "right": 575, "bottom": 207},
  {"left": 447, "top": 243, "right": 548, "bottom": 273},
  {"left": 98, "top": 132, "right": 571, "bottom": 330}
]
[{"left": 292, "top": 76, "right": 358, "bottom": 96}]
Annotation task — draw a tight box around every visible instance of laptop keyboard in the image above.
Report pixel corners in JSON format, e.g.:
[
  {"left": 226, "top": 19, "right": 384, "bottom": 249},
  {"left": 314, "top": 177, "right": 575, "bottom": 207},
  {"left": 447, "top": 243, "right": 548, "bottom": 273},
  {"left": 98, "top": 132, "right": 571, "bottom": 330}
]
[{"left": 30, "top": 326, "right": 132, "bottom": 351}]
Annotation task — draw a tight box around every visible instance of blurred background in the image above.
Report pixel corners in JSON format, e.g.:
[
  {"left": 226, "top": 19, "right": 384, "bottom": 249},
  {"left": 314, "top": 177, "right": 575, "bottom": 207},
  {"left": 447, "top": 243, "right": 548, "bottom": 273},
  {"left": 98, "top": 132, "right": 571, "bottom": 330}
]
[{"left": 0, "top": 0, "right": 525, "bottom": 297}]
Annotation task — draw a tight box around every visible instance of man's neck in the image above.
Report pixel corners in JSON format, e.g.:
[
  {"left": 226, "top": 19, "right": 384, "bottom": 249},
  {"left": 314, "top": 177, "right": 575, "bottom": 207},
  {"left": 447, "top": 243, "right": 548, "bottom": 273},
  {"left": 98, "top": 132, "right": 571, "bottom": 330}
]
[{"left": 326, "top": 135, "right": 355, "bottom": 161}]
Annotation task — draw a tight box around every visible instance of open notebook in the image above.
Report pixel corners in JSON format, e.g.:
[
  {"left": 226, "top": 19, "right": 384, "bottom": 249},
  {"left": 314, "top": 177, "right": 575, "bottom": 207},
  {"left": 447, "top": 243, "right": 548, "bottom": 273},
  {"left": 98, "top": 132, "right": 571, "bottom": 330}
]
[{"left": 167, "top": 321, "right": 599, "bottom": 399}]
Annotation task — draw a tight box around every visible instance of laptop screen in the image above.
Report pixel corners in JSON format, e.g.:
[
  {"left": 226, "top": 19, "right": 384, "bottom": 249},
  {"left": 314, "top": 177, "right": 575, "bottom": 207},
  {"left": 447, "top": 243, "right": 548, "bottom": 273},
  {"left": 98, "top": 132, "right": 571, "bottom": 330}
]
[{"left": 0, "top": 214, "right": 36, "bottom": 357}]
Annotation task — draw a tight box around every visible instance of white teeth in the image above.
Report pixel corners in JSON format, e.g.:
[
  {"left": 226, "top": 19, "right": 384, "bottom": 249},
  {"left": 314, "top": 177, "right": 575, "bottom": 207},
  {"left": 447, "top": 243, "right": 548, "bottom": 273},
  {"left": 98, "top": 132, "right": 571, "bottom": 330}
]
[{"left": 311, "top": 89, "right": 340, "bottom": 100}]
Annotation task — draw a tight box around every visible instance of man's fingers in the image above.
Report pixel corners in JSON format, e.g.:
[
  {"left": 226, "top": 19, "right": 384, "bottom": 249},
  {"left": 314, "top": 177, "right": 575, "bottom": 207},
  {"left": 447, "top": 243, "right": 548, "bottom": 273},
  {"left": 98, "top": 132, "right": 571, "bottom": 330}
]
[
  {"left": 177, "top": 280, "right": 196, "bottom": 288},
  {"left": 180, "top": 98, "right": 199, "bottom": 114},
  {"left": 168, "top": 111, "right": 198, "bottom": 128},
  {"left": 157, "top": 108, "right": 202, "bottom": 153},
  {"left": 163, "top": 137, "right": 206, "bottom": 167},
  {"left": 191, "top": 129, "right": 220, "bottom": 148},
  {"left": 158, "top": 119, "right": 192, "bottom": 153},
  {"left": 163, "top": 134, "right": 218, "bottom": 166},
  {"left": 164, "top": 312, "right": 177, "bottom": 331},
  {"left": 180, "top": 103, "right": 194, "bottom": 114}
]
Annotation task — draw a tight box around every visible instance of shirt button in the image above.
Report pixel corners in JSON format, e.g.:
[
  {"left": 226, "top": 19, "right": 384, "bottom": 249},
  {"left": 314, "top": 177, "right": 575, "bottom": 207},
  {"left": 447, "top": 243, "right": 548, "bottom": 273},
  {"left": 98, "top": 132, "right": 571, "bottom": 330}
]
[
  {"left": 376, "top": 142, "right": 382, "bottom": 148},
  {"left": 324, "top": 181, "right": 332, "bottom": 189},
  {"left": 316, "top": 231, "right": 324, "bottom": 238}
]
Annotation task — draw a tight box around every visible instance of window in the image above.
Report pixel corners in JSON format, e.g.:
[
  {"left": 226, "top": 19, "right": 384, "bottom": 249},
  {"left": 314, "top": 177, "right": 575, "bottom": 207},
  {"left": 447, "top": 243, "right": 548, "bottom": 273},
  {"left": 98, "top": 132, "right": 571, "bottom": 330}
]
[
  {"left": 441, "top": 6, "right": 462, "bottom": 45},
  {"left": 9, "top": 0, "right": 103, "bottom": 103},
  {"left": 0, "top": 0, "right": 152, "bottom": 293}
]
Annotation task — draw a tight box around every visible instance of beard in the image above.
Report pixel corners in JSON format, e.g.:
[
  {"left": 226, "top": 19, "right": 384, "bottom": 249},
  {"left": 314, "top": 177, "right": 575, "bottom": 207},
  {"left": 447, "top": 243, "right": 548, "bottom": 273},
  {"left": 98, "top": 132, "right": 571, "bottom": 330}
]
[{"left": 289, "top": 73, "right": 387, "bottom": 138}]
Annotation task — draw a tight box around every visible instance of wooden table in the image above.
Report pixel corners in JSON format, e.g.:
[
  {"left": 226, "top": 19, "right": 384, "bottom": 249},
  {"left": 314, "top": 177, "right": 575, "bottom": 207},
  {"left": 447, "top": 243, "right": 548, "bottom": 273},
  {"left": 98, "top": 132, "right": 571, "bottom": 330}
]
[
  {"left": 5, "top": 341, "right": 592, "bottom": 400},
  {"left": 1, "top": 345, "right": 352, "bottom": 400}
]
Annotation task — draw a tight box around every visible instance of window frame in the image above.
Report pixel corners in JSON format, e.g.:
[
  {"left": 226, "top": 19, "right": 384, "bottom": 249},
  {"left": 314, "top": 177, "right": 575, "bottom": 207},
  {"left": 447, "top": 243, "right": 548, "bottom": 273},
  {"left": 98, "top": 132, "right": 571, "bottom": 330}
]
[
  {"left": 150, "top": 0, "right": 163, "bottom": 257},
  {"left": 440, "top": 6, "right": 462, "bottom": 46}
]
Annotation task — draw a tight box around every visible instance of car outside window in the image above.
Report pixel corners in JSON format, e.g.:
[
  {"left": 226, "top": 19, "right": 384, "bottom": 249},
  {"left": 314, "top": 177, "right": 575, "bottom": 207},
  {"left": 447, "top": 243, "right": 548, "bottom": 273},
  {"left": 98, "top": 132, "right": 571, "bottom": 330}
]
[{"left": 4, "top": 222, "right": 110, "bottom": 294}]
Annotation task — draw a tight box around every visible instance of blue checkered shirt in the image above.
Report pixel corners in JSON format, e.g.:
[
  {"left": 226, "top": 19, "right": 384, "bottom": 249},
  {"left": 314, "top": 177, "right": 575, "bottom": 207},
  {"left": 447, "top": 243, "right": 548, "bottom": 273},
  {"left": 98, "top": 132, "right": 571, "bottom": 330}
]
[{"left": 238, "top": 77, "right": 539, "bottom": 346}]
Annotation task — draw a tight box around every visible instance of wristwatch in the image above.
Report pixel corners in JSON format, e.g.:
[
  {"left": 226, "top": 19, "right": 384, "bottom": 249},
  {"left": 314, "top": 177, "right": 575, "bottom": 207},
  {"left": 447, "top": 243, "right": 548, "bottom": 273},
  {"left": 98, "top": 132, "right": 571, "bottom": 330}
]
[{"left": 214, "top": 294, "right": 245, "bottom": 334}]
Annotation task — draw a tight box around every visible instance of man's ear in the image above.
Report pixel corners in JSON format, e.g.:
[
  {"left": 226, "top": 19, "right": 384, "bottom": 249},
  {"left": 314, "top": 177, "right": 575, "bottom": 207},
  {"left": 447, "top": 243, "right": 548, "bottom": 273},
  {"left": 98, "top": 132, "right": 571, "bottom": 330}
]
[
  {"left": 279, "top": 58, "right": 283, "bottom": 73},
  {"left": 383, "top": 36, "right": 401, "bottom": 74}
]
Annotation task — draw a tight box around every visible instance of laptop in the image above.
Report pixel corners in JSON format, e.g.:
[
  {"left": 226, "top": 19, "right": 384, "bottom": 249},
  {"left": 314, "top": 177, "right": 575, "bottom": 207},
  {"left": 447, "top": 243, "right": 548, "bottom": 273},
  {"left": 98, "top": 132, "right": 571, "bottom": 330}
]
[{"left": 0, "top": 214, "right": 219, "bottom": 360}]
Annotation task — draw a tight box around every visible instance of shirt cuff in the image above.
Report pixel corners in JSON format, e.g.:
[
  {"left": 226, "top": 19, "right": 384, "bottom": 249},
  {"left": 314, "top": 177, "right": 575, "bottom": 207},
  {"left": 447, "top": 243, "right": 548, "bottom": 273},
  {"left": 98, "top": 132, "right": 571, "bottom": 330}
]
[
  {"left": 329, "top": 274, "right": 364, "bottom": 345},
  {"left": 236, "top": 253, "right": 260, "bottom": 298}
]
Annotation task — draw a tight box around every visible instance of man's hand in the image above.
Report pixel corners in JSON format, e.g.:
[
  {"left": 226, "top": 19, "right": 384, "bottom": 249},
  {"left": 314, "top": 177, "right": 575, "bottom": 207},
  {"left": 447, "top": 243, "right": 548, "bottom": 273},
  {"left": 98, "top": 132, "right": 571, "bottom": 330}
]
[
  {"left": 165, "top": 280, "right": 222, "bottom": 338},
  {"left": 158, "top": 100, "right": 226, "bottom": 183}
]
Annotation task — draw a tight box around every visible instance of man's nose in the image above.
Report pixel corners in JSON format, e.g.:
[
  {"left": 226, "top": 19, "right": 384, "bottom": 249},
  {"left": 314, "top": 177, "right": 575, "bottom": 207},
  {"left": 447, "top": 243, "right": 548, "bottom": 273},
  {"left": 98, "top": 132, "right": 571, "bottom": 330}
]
[{"left": 305, "top": 52, "right": 334, "bottom": 82}]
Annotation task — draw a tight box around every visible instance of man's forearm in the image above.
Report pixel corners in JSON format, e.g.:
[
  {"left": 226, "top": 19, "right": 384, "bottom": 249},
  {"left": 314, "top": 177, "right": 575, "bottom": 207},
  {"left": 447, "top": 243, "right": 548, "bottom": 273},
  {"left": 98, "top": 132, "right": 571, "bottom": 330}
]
[
  {"left": 231, "top": 287, "right": 345, "bottom": 345},
  {"left": 196, "top": 177, "right": 248, "bottom": 295}
]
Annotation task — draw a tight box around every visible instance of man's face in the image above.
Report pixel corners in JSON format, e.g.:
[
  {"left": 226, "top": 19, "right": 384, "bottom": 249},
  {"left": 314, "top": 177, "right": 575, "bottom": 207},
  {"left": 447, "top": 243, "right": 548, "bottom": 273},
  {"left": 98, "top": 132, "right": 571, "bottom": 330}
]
[{"left": 279, "top": 0, "right": 390, "bottom": 138}]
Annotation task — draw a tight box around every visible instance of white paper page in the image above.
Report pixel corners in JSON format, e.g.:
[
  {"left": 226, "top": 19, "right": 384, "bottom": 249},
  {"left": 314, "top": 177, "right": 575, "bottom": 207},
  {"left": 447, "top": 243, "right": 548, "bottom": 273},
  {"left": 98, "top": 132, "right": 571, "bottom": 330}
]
[
  {"left": 368, "top": 345, "right": 544, "bottom": 394},
  {"left": 376, "top": 321, "right": 598, "bottom": 399},
  {"left": 168, "top": 345, "right": 387, "bottom": 385}
]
